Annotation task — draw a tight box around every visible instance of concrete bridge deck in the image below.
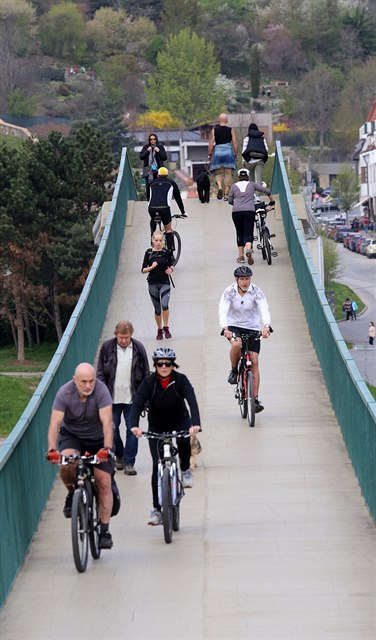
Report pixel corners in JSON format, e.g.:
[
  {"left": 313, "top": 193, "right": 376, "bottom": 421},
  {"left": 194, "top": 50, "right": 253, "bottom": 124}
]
[{"left": 1, "top": 198, "right": 375, "bottom": 640}]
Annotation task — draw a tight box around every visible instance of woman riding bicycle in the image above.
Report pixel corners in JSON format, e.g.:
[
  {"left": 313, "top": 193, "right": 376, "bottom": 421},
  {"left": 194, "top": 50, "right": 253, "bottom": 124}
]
[
  {"left": 227, "top": 169, "right": 274, "bottom": 265},
  {"left": 131, "top": 347, "right": 201, "bottom": 526},
  {"left": 142, "top": 230, "right": 174, "bottom": 340},
  {"left": 219, "top": 266, "right": 271, "bottom": 412}
]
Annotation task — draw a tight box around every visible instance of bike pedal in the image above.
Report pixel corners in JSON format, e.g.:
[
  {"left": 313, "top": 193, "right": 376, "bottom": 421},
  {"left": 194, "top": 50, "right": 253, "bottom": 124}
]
[
  {"left": 270, "top": 234, "right": 276, "bottom": 238},
  {"left": 272, "top": 251, "right": 278, "bottom": 257}
]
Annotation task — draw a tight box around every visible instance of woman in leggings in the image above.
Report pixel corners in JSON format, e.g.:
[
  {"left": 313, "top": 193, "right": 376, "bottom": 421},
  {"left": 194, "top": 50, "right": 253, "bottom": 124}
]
[{"left": 142, "top": 231, "right": 174, "bottom": 340}]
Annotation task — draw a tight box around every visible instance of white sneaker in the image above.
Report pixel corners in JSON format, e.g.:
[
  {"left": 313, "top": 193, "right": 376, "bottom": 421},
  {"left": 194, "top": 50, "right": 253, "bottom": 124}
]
[
  {"left": 148, "top": 508, "right": 162, "bottom": 526},
  {"left": 182, "top": 469, "right": 193, "bottom": 489}
]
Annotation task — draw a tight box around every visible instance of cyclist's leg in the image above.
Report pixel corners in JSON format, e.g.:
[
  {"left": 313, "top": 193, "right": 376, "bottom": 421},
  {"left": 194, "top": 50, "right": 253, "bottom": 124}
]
[
  {"left": 243, "top": 210, "right": 254, "bottom": 257},
  {"left": 93, "top": 466, "right": 113, "bottom": 524},
  {"left": 112, "top": 403, "right": 125, "bottom": 461},
  {"left": 177, "top": 433, "right": 191, "bottom": 473},
  {"left": 148, "top": 437, "right": 161, "bottom": 509},
  {"left": 160, "top": 208, "right": 173, "bottom": 250},
  {"left": 254, "top": 160, "right": 265, "bottom": 184},
  {"left": 123, "top": 403, "right": 138, "bottom": 467},
  {"left": 148, "top": 207, "right": 157, "bottom": 235},
  {"left": 59, "top": 430, "right": 81, "bottom": 491},
  {"left": 228, "top": 326, "right": 242, "bottom": 370},
  {"left": 232, "top": 210, "right": 245, "bottom": 260},
  {"left": 249, "top": 337, "right": 261, "bottom": 397}
]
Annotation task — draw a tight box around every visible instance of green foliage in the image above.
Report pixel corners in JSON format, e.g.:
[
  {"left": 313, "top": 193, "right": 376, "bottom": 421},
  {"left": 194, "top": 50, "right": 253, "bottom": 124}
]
[
  {"left": 161, "top": 0, "right": 201, "bottom": 35},
  {"left": 332, "top": 166, "right": 359, "bottom": 216},
  {"left": 38, "top": 2, "right": 86, "bottom": 59},
  {"left": 250, "top": 45, "right": 261, "bottom": 98},
  {"left": 0, "top": 343, "right": 57, "bottom": 371},
  {"left": 8, "top": 89, "right": 37, "bottom": 117},
  {"left": 145, "top": 29, "right": 225, "bottom": 126},
  {"left": 326, "top": 280, "right": 364, "bottom": 322},
  {"left": 145, "top": 34, "right": 165, "bottom": 65},
  {"left": 0, "top": 375, "right": 41, "bottom": 435},
  {"left": 322, "top": 234, "right": 339, "bottom": 289}
]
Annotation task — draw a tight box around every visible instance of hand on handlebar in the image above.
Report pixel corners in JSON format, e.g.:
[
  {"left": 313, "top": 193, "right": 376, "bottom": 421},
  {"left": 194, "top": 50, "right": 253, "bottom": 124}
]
[
  {"left": 96, "top": 447, "right": 111, "bottom": 462},
  {"left": 131, "top": 427, "right": 143, "bottom": 438},
  {"left": 189, "top": 425, "right": 201, "bottom": 436},
  {"left": 46, "top": 449, "right": 61, "bottom": 464}
]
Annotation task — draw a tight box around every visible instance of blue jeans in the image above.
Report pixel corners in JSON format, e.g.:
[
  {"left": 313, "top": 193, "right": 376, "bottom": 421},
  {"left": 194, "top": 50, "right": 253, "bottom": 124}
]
[{"left": 112, "top": 403, "right": 138, "bottom": 466}]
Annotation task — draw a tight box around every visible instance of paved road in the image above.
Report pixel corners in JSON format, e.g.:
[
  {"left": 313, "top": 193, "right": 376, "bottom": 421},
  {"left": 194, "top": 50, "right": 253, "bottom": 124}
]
[
  {"left": 1, "top": 198, "right": 375, "bottom": 640},
  {"left": 335, "top": 243, "right": 376, "bottom": 385}
]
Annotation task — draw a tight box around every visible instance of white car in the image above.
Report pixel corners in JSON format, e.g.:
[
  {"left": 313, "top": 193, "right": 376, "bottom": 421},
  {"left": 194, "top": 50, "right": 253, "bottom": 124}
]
[{"left": 365, "top": 238, "right": 376, "bottom": 258}]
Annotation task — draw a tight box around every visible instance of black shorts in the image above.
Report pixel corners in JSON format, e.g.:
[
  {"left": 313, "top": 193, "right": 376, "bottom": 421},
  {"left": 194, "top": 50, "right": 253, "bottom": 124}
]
[
  {"left": 149, "top": 206, "right": 172, "bottom": 226},
  {"left": 59, "top": 427, "right": 114, "bottom": 474},
  {"left": 228, "top": 326, "right": 261, "bottom": 354}
]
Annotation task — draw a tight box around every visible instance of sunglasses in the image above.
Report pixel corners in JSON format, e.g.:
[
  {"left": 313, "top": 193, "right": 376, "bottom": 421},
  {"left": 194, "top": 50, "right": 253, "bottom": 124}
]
[
  {"left": 155, "top": 361, "right": 173, "bottom": 368},
  {"left": 150, "top": 137, "right": 157, "bottom": 141}
]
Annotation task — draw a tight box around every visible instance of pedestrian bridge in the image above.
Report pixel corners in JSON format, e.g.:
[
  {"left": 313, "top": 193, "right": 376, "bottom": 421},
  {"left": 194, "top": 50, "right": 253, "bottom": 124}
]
[{"left": 1, "top": 145, "right": 375, "bottom": 639}]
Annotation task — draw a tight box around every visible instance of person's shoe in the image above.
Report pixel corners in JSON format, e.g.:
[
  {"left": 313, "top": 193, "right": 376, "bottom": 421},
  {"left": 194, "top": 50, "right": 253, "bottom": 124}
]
[
  {"left": 255, "top": 398, "right": 264, "bottom": 413},
  {"left": 156, "top": 328, "right": 163, "bottom": 340},
  {"left": 99, "top": 531, "right": 113, "bottom": 549},
  {"left": 237, "top": 255, "right": 245, "bottom": 263},
  {"left": 115, "top": 457, "right": 124, "bottom": 471},
  {"left": 246, "top": 250, "right": 254, "bottom": 265},
  {"left": 124, "top": 464, "right": 137, "bottom": 476},
  {"left": 163, "top": 326, "right": 172, "bottom": 339},
  {"left": 148, "top": 508, "right": 162, "bottom": 526},
  {"left": 63, "top": 492, "right": 73, "bottom": 518},
  {"left": 182, "top": 469, "right": 193, "bottom": 489},
  {"left": 228, "top": 369, "right": 238, "bottom": 385},
  {"left": 217, "top": 188, "right": 223, "bottom": 200}
]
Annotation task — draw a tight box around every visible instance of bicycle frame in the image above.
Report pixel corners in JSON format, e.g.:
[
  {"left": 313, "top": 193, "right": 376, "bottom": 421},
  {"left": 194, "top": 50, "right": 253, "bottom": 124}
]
[
  {"left": 254, "top": 201, "right": 278, "bottom": 264},
  {"left": 234, "top": 331, "right": 261, "bottom": 427}
]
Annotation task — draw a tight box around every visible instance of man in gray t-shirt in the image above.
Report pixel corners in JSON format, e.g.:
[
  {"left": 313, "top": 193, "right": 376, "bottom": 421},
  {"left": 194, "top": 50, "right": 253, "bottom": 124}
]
[{"left": 46, "top": 362, "right": 115, "bottom": 550}]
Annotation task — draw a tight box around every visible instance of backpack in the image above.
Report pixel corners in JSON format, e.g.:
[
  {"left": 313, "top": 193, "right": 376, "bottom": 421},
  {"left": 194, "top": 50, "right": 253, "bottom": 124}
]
[{"left": 111, "top": 476, "right": 121, "bottom": 517}]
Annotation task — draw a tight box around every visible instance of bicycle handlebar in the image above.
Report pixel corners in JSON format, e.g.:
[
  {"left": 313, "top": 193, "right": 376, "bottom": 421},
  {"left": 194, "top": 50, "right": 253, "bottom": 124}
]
[
  {"left": 59, "top": 451, "right": 115, "bottom": 465},
  {"left": 140, "top": 430, "right": 191, "bottom": 439}
]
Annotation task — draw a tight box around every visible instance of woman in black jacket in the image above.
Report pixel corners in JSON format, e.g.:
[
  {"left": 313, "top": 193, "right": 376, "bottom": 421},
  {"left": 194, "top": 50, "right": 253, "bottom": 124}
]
[
  {"left": 131, "top": 347, "right": 201, "bottom": 526},
  {"left": 139, "top": 133, "right": 167, "bottom": 199},
  {"left": 242, "top": 123, "right": 268, "bottom": 184}
]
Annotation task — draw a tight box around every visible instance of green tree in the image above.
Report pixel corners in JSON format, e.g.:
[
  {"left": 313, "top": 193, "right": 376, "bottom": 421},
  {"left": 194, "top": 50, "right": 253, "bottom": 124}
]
[
  {"left": 86, "top": 7, "right": 129, "bottom": 57},
  {"left": 145, "top": 29, "right": 225, "bottom": 126},
  {"left": 332, "top": 166, "right": 359, "bottom": 225},
  {"left": 38, "top": 2, "right": 86, "bottom": 59},
  {"left": 161, "top": 0, "right": 201, "bottom": 35},
  {"left": 250, "top": 44, "right": 261, "bottom": 98}
]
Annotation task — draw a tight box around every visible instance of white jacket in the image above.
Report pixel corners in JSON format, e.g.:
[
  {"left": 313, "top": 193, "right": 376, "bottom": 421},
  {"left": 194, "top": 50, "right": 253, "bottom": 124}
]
[{"left": 219, "top": 282, "right": 271, "bottom": 330}]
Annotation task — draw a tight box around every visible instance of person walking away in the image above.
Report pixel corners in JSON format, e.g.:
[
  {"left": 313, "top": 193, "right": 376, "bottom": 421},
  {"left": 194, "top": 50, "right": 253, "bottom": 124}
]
[
  {"left": 342, "top": 298, "right": 353, "bottom": 321},
  {"left": 242, "top": 123, "right": 268, "bottom": 184},
  {"left": 148, "top": 167, "right": 186, "bottom": 252},
  {"left": 227, "top": 168, "right": 274, "bottom": 265},
  {"left": 139, "top": 133, "right": 167, "bottom": 200},
  {"left": 219, "top": 266, "right": 271, "bottom": 412},
  {"left": 207, "top": 113, "right": 238, "bottom": 200},
  {"left": 130, "top": 347, "right": 201, "bottom": 526},
  {"left": 351, "top": 299, "right": 358, "bottom": 320},
  {"left": 368, "top": 321, "right": 375, "bottom": 345},
  {"left": 97, "top": 321, "right": 150, "bottom": 475},
  {"left": 46, "top": 363, "right": 115, "bottom": 549},
  {"left": 142, "top": 231, "right": 174, "bottom": 340}
]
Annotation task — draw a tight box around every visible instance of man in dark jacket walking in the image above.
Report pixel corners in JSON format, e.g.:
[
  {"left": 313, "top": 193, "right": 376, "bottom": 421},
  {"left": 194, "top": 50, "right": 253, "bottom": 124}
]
[
  {"left": 97, "top": 320, "right": 150, "bottom": 475},
  {"left": 242, "top": 123, "right": 269, "bottom": 184}
]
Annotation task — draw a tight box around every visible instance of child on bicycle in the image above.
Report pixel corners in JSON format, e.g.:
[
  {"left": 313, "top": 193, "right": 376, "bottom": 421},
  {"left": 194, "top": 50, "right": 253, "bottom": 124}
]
[
  {"left": 130, "top": 347, "right": 201, "bottom": 526},
  {"left": 219, "top": 266, "right": 271, "bottom": 412}
]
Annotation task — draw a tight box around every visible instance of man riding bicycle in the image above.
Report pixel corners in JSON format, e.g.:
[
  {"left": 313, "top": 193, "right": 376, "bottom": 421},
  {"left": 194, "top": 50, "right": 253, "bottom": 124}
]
[
  {"left": 148, "top": 167, "right": 186, "bottom": 252},
  {"left": 219, "top": 266, "right": 271, "bottom": 412},
  {"left": 46, "top": 362, "right": 115, "bottom": 549}
]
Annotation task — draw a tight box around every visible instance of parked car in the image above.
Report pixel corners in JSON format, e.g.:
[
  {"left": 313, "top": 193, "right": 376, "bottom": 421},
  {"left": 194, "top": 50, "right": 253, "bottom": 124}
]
[
  {"left": 360, "top": 237, "right": 371, "bottom": 255},
  {"left": 334, "top": 226, "right": 352, "bottom": 242},
  {"left": 365, "top": 238, "right": 376, "bottom": 258},
  {"left": 312, "top": 202, "right": 341, "bottom": 215}
]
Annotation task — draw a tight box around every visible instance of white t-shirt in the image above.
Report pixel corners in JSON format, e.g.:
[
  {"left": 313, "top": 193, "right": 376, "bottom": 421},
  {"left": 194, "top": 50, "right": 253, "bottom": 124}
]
[{"left": 113, "top": 343, "right": 133, "bottom": 404}]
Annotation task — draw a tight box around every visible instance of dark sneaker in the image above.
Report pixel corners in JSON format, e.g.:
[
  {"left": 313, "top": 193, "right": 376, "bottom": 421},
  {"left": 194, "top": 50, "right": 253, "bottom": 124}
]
[
  {"left": 156, "top": 328, "right": 163, "bottom": 340},
  {"left": 246, "top": 250, "right": 254, "bottom": 265},
  {"left": 228, "top": 369, "right": 238, "bottom": 385},
  {"left": 217, "top": 188, "right": 223, "bottom": 199},
  {"left": 63, "top": 492, "right": 73, "bottom": 518},
  {"left": 115, "top": 457, "right": 124, "bottom": 471},
  {"left": 255, "top": 398, "right": 264, "bottom": 413},
  {"left": 124, "top": 464, "right": 137, "bottom": 476},
  {"left": 163, "top": 326, "right": 172, "bottom": 339},
  {"left": 99, "top": 532, "right": 113, "bottom": 549}
]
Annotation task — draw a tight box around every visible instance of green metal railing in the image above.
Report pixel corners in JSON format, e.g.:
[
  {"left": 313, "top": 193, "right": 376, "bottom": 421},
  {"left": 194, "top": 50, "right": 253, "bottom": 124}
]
[
  {"left": 0, "top": 148, "right": 137, "bottom": 606},
  {"left": 272, "top": 141, "right": 376, "bottom": 520}
]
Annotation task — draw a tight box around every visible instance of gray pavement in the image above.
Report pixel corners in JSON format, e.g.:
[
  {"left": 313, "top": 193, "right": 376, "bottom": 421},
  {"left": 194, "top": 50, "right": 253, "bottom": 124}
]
[{"left": 1, "top": 198, "right": 375, "bottom": 640}]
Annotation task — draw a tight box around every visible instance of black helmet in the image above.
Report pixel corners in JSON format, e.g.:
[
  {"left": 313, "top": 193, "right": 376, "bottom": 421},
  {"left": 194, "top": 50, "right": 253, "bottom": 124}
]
[
  {"left": 152, "top": 346, "right": 176, "bottom": 361},
  {"left": 234, "top": 266, "right": 253, "bottom": 278}
]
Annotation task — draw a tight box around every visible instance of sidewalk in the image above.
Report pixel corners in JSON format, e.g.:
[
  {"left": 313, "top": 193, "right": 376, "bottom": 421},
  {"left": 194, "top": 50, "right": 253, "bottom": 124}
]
[{"left": 1, "top": 199, "right": 375, "bottom": 640}]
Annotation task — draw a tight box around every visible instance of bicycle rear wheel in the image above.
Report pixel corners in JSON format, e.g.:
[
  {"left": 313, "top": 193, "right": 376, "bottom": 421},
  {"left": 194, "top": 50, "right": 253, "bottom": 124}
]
[
  {"left": 246, "top": 370, "right": 256, "bottom": 427},
  {"left": 162, "top": 467, "right": 173, "bottom": 543},
  {"left": 171, "top": 230, "right": 181, "bottom": 266},
  {"left": 262, "top": 230, "right": 272, "bottom": 265},
  {"left": 88, "top": 483, "right": 101, "bottom": 560},
  {"left": 71, "top": 487, "right": 89, "bottom": 573}
]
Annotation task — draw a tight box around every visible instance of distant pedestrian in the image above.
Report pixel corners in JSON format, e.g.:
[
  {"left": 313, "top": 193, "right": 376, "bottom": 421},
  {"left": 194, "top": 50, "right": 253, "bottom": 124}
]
[
  {"left": 368, "top": 321, "right": 375, "bottom": 346},
  {"left": 207, "top": 113, "right": 238, "bottom": 201},
  {"left": 351, "top": 299, "right": 358, "bottom": 320},
  {"left": 342, "top": 298, "right": 353, "bottom": 321}
]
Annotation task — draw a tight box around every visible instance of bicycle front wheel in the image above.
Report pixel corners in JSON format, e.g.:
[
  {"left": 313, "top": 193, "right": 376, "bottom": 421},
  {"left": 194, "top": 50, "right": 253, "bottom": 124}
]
[
  {"left": 262, "top": 230, "right": 272, "bottom": 265},
  {"left": 172, "top": 472, "right": 180, "bottom": 532},
  {"left": 171, "top": 230, "right": 181, "bottom": 266},
  {"left": 88, "top": 483, "right": 101, "bottom": 560},
  {"left": 238, "top": 371, "right": 247, "bottom": 419},
  {"left": 162, "top": 467, "right": 173, "bottom": 543},
  {"left": 71, "top": 487, "right": 89, "bottom": 573},
  {"left": 246, "top": 370, "right": 256, "bottom": 427}
]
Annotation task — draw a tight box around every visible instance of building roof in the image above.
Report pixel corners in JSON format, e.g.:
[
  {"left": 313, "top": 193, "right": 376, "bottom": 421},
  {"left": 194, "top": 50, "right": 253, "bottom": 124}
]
[{"left": 366, "top": 98, "right": 376, "bottom": 122}]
